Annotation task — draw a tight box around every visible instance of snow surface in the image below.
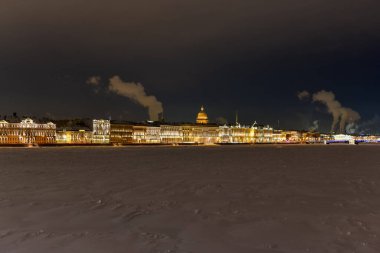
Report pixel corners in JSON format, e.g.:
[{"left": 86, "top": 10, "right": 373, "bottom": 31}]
[{"left": 0, "top": 145, "right": 380, "bottom": 253}]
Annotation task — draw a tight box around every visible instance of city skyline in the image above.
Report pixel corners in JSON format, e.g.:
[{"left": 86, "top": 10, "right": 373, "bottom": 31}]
[{"left": 2, "top": 114, "right": 379, "bottom": 147}]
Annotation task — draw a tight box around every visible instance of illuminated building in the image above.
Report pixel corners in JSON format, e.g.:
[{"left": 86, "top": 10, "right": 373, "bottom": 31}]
[
  {"left": 0, "top": 120, "right": 9, "bottom": 144},
  {"left": 196, "top": 106, "right": 209, "bottom": 124},
  {"left": 218, "top": 125, "right": 232, "bottom": 143},
  {"left": 56, "top": 130, "right": 92, "bottom": 144},
  {"left": 272, "top": 130, "right": 322, "bottom": 144},
  {"left": 272, "top": 130, "right": 285, "bottom": 143},
  {"left": 320, "top": 134, "right": 333, "bottom": 142},
  {"left": 160, "top": 125, "right": 183, "bottom": 144},
  {"left": 0, "top": 107, "right": 309, "bottom": 146},
  {"left": 230, "top": 125, "right": 251, "bottom": 143},
  {"left": 0, "top": 118, "right": 56, "bottom": 145},
  {"left": 132, "top": 125, "right": 146, "bottom": 143},
  {"left": 333, "top": 134, "right": 353, "bottom": 141},
  {"left": 218, "top": 124, "right": 274, "bottom": 144},
  {"left": 281, "top": 131, "right": 301, "bottom": 143},
  {"left": 145, "top": 126, "right": 161, "bottom": 143},
  {"left": 353, "top": 135, "right": 380, "bottom": 143},
  {"left": 8, "top": 109, "right": 377, "bottom": 146},
  {"left": 92, "top": 119, "right": 110, "bottom": 144},
  {"left": 251, "top": 125, "right": 273, "bottom": 143},
  {"left": 131, "top": 125, "right": 161, "bottom": 143},
  {"left": 219, "top": 125, "right": 250, "bottom": 144},
  {"left": 110, "top": 123, "right": 133, "bottom": 144},
  {"left": 302, "top": 132, "right": 321, "bottom": 143},
  {"left": 186, "top": 125, "right": 218, "bottom": 144},
  {"left": 110, "top": 122, "right": 161, "bottom": 144}
]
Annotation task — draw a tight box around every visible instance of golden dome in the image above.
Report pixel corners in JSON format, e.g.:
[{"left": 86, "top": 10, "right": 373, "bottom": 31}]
[{"left": 196, "top": 106, "right": 209, "bottom": 124}]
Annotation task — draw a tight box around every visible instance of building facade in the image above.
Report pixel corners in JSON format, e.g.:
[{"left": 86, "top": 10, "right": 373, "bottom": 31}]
[
  {"left": 92, "top": 119, "right": 110, "bottom": 144},
  {"left": 110, "top": 123, "right": 133, "bottom": 144},
  {"left": 56, "top": 130, "right": 92, "bottom": 144},
  {"left": 160, "top": 125, "right": 183, "bottom": 144},
  {"left": 0, "top": 118, "right": 56, "bottom": 145}
]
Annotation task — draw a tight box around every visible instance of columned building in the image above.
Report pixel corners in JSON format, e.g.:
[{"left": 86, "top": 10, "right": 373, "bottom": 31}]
[
  {"left": 132, "top": 125, "right": 147, "bottom": 143},
  {"left": 160, "top": 125, "right": 183, "bottom": 144},
  {"left": 0, "top": 118, "right": 56, "bottom": 145},
  {"left": 145, "top": 126, "right": 161, "bottom": 143},
  {"left": 92, "top": 119, "right": 110, "bottom": 144},
  {"left": 190, "top": 125, "right": 218, "bottom": 144}
]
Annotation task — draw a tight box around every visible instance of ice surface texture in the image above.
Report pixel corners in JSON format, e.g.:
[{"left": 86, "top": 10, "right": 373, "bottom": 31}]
[{"left": 0, "top": 145, "right": 380, "bottom": 253}]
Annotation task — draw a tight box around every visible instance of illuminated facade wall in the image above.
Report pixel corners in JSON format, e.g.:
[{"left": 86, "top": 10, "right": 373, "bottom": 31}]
[
  {"left": 218, "top": 125, "right": 274, "bottom": 144},
  {"left": 282, "top": 131, "right": 302, "bottom": 142},
  {"left": 160, "top": 125, "right": 183, "bottom": 144},
  {"left": 302, "top": 132, "right": 321, "bottom": 143},
  {"left": 218, "top": 126, "right": 231, "bottom": 143},
  {"left": 190, "top": 126, "right": 219, "bottom": 144},
  {"left": 130, "top": 125, "right": 160, "bottom": 143},
  {"left": 145, "top": 126, "right": 161, "bottom": 143},
  {"left": 0, "top": 119, "right": 56, "bottom": 144},
  {"left": 161, "top": 125, "right": 219, "bottom": 144},
  {"left": 272, "top": 130, "right": 285, "bottom": 143},
  {"left": 272, "top": 130, "right": 296, "bottom": 143},
  {"left": 230, "top": 126, "right": 251, "bottom": 143},
  {"left": 56, "top": 130, "right": 92, "bottom": 144},
  {"left": 132, "top": 126, "right": 147, "bottom": 143},
  {"left": 272, "top": 130, "right": 324, "bottom": 143},
  {"left": 108, "top": 122, "right": 276, "bottom": 145},
  {"left": 92, "top": 119, "right": 110, "bottom": 144},
  {"left": 250, "top": 126, "right": 273, "bottom": 143},
  {"left": 355, "top": 135, "right": 380, "bottom": 142},
  {"left": 110, "top": 124, "right": 133, "bottom": 144},
  {"left": 181, "top": 126, "right": 193, "bottom": 143}
]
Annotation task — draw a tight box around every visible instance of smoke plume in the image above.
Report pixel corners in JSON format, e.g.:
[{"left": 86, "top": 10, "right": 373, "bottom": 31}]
[
  {"left": 108, "top": 76, "right": 163, "bottom": 121},
  {"left": 309, "top": 120, "right": 319, "bottom": 131},
  {"left": 312, "top": 90, "right": 360, "bottom": 133},
  {"left": 345, "top": 122, "right": 358, "bottom": 134},
  {"left": 297, "top": 90, "right": 310, "bottom": 100},
  {"left": 357, "top": 115, "right": 380, "bottom": 135},
  {"left": 86, "top": 76, "right": 101, "bottom": 86}
]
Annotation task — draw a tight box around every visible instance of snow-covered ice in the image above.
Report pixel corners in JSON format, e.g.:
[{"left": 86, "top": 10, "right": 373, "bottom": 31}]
[{"left": 0, "top": 145, "right": 380, "bottom": 253}]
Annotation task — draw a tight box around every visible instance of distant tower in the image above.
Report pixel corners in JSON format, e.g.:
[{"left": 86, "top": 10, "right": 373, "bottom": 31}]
[{"left": 196, "top": 106, "right": 209, "bottom": 124}]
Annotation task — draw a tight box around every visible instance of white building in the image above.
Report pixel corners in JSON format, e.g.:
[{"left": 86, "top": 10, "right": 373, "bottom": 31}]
[{"left": 92, "top": 119, "right": 110, "bottom": 144}]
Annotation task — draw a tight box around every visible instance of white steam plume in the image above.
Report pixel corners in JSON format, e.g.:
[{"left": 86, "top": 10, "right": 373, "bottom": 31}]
[
  {"left": 357, "top": 115, "right": 380, "bottom": 135},
  {"left": 312, "top": 90, "right": 360, "bottom": 133},
  {"left": 108, "top": 76, "right": 163, "bottom": 121},
  {"left": 345, "top": 122, "right": 358, "bottom": 134},
  {"left": 309, "top": 120, "right": 319, "bottom": 131}
]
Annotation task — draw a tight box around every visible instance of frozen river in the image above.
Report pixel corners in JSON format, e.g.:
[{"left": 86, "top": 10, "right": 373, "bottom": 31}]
[{"left": 0, "top": 145, "right": 380, "bottom": 253}]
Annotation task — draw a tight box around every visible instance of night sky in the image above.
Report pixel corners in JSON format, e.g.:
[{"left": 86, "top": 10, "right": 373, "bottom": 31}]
[{"left": 1, "top": 0, "right": 380, "bottom": 132}]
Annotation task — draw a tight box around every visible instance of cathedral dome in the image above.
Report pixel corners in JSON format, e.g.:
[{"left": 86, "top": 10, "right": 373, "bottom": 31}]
[{"left": 196, "top": 106, "right": 209, "bottom": 124}]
